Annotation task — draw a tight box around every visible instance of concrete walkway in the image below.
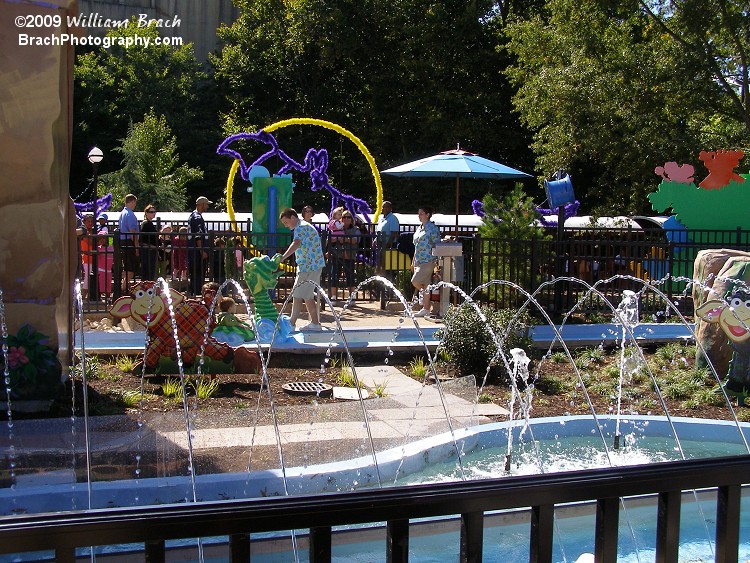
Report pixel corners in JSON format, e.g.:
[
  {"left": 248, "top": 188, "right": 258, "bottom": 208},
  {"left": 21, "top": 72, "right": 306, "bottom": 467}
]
[{"left": 162, "top": 366, "right": 507, "bottom": 451}]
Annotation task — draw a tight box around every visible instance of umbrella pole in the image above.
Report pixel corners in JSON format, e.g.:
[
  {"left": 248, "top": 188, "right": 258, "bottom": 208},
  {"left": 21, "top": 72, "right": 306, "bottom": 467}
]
[{"left": 454, "top": 175, "right": 460, "bottom": 238}]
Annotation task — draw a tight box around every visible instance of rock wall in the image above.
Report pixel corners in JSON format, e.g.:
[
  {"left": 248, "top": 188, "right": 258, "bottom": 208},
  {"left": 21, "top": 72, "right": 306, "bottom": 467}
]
[
  {"left": 693, "top": 249, "right": 750, "bottom": 376},
  {"left": 0, "top": 0, "right": 78, "bottom": 388}
]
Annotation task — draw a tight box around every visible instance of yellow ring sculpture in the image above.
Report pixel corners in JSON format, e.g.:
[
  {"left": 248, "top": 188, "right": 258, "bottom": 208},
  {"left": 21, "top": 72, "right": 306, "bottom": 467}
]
[{"left": 224, "top": 118, "right": 383, "bottom": 273}]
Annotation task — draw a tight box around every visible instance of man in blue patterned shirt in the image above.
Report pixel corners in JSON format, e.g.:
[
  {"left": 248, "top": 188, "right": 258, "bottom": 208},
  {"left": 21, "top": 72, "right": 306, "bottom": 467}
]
[{"left": 277, "top": 207, "right": 326, "bottom": 331}]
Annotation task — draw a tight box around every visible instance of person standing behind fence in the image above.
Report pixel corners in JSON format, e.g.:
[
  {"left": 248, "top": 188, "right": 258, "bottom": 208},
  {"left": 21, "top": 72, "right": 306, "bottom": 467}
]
[
  {"left": 277, "top": 207, "right": 325, "bottom": 332},
  {"left": 328, "top": 210, "right": 360, "bottom": 302},
  {"left": 157, "top": 224, "right": 173, "bottom": 280},
  {"left": 411, "top": 206, "right": 440, "bottom": 317},
  {"left": 79, "top": 213, "right": 95, "bottom": 298},
  {"left": 188, "top": 196, "right": 211, "bottom": 297},
  {"left": 172, "top": 226, "right": 188, "bottom": 286},
  {"left": 212, "top": 236, "right": 228, "bottom": 294},
  {"left": 97, "top": 232, "right": 114, "bottom": 297},
  {"left": 140, "top": 204, "right": 159, "bottom": 281},
  {"left": 119, "top": 194, "right": 139, "bottom": 292},
  {"left": 375, "top": 200, "right": 400, "bottom": 272}
]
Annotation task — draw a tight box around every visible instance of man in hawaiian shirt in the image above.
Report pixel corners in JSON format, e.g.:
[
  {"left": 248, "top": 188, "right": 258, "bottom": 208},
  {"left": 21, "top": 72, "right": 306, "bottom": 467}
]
[{"left": 277, "top": 207, "right": 326, "bottom": 331}]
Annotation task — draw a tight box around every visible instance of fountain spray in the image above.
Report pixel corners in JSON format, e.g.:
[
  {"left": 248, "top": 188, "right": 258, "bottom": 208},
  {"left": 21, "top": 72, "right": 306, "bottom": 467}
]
[{"left": 614, "top": 290, "right": 639, "bottom": 450}]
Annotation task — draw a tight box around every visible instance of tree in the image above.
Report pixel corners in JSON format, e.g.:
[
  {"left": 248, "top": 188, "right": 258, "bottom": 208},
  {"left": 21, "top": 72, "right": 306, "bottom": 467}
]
[
  {"left": 477, "top": 185, "right": 552, "bottom": 288},
  {"left": 504, "top": 0, "right": 750, "bottom": 215},
  {"left": 213, "top": 0, "right": 535, "bottom": 213},
  {"left": 101, "top": 111, "right": 203, "bottom": 211},
  {"left": 73, "top": 19, "right": 217, "bottom": 206}
]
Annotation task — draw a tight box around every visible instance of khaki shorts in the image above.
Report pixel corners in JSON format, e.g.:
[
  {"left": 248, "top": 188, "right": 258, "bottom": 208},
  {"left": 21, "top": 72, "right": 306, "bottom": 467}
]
[
  {"left": 411, "top": 261, "right": 435, "bottom": 286},
  {"left": 292, "top": 268, "right": 323, "bottom": 299}
]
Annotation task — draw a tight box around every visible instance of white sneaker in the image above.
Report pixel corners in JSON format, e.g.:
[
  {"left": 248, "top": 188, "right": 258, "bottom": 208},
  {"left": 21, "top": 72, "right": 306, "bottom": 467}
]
[
  {"left": 414, "top": 308, "right": 430, "bottom": 317},
  {"left": 300, "top": 322, "right": 322, "bottom": 332}
]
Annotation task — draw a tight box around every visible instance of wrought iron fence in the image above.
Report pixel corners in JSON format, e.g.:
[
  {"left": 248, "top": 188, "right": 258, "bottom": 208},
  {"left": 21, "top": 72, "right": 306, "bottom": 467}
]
[
  {"left": 464, "top": 227, "right": 750, "bottom": 318},
  {"left": 76, "top": 225, "right": 750, "bottom": 317}
]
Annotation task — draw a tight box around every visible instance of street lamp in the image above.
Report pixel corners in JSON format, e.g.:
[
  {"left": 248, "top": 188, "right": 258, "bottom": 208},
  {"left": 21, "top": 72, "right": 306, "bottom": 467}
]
[
  {"left": 87, "top": 146, "right": 104, "bottom": 302},
  {"left": 87, "top": 146, "right": 104, "bottom": 220}
]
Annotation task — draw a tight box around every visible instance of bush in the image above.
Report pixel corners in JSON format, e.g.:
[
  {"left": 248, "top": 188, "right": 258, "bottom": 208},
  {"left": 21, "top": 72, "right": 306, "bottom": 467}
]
[{"left": 436, "top": 304, "right": 532, "bottom": 379}]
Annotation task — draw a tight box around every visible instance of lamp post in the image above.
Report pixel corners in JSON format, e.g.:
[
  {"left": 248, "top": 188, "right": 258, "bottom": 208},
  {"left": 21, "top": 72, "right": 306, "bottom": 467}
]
[
  {"left": 87, "top": 146, "right": 103, "bottom": 220},
  {"left": 87, "top": 146, "right": 104, "bottom": 302}
]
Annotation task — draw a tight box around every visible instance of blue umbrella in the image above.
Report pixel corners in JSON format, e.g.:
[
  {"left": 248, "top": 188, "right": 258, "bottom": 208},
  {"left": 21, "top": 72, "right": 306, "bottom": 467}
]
[{"left": 381, "top": 148, "right": 532, "bottom": 233}]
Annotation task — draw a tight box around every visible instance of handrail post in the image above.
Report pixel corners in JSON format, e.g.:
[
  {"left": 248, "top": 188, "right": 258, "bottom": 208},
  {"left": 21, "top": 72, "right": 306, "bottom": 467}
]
[
  {"left": 310, "top": 526, "right": 332, "bottom": 563},
  {"left": 229, "top": 533, "right": 250, "bottom": 561},
  {"left": 145, "top": 539, "right": 165, "bottom": 562},
  {"left": 655, "top": 490, "right": 680, "bottom": 563},
  {"left": 387, "top": 519, "right": 409, "bottom": 563},
  {"left": 715, "top": 484, "right": 741, "bottom": 563},
  {"left": 595, "top": 497, "right": 619, "bottom": 562},
  {"left": 460, "top": 511, "right": 484, "bottom": 563},
  {"left": 530, "top": 504, "right": 554, "bottom": 563}
]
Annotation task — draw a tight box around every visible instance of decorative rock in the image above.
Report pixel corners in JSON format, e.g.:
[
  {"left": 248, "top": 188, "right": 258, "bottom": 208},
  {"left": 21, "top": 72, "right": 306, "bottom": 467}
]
[{"left": 693, "top": 249, "right": 750, "bottom": 382}]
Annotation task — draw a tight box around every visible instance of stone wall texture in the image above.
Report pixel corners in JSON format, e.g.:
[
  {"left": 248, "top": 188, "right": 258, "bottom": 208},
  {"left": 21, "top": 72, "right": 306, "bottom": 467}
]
[
  {"left": 693, "top": 249, "right": 750, "bottom": 377},
  {"left": 0, "top": 0, "right": 78, "bottom": 369}
]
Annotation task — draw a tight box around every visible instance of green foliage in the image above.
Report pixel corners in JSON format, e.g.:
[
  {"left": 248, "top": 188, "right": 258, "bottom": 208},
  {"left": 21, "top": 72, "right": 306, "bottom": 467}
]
[
  {"left": 478, "top": 392, "right": 494, "bottom": 403},
  {"left": 408, "top": 356, "right": 428, "bottom": 379},
  {"left": 574, "top": 347, "right": 605, "bottom": 368},
  {"left": 73, "top": 18, "right": 214, "bottom": 204},
  {"left": 436, "top": 304, "right": 532, "bottom": 378},
  {"left": 533, "top": 374, "right": 572, "bottom": 395},
  {"left": 213, "top": 0, "right": 534, "bottom": 212},
  {"left": 477, "top": 186, "right": 552, "bottom": 286},
  {"left": 372, "top": 380, "right": 389, "bottom": 398},
  {"left": 550, "top": 351, "right": 569, "bottom": 363},
  {"left": 192, "top": 377, "right": 220, "bottom": 400},
  {"left": 70, "top": 352, "right": 101, "bottom": 382},
  {"left": 504, "top": 0, "right": 750, "bottom": 214},
  {"left": 2, "top": 324, "right": 63, "bottom": 399},
  {"left": 114, "top": 354, "right": 138, "bottom": 373},
  {"left": 336, "top": 366, "right": 363, "bottom": 388},
  {"left": 100, "top": 110, "right": 203, "bottom": 211},
  {"left": 478, "top": 186, "right": 550, "bottom": 241},
  {"left": 161, "top": 377, "right": 183, "bottom": 400},
  {"left": 118, "top": 390, "right": 142, "bottom": 408}
]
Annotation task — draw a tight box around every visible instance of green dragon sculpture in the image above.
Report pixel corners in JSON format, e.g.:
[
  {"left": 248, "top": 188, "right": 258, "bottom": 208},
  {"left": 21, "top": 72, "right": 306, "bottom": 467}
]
[{"left": 242, "top": 253, "right": 293, "bottom": 342}]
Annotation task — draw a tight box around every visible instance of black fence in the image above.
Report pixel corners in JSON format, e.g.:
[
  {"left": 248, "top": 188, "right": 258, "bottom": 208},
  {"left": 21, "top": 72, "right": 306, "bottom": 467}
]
[
  {"left": 464, "top": 227, "right": 750, "bottom": 318},
  {"left": 1, "top": 455, "right": 748, "bottom": 562},
  {"left": 77, "top": 224, "right": 750, "bottom": 318}
]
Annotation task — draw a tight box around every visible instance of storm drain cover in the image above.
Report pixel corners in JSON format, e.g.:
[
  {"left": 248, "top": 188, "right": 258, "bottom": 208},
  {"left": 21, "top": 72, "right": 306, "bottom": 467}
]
[{"left": 282, "top": 381, "right": 333, "bottom": 397}]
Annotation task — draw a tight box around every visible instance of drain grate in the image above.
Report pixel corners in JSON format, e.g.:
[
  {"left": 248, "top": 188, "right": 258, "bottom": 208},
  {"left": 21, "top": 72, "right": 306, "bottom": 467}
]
[{"left": 282, "top": 381, "right": 333, "bottom": 397}]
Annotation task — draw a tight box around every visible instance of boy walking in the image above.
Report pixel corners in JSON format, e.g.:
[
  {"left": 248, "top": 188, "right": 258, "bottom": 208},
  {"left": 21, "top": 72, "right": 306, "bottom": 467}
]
[{"left": 276, "top": 207, "right": 325, "bottom": 331}]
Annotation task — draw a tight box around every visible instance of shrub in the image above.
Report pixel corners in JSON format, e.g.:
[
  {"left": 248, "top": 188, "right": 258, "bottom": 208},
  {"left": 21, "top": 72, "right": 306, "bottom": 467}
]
[
  {"left": 161, "top": 377, "right": 183, "bottom": 399},
  {"left": 408, "top": 356, "right": 428, "bottom": 379},
  {"left": 336, "top": 366, "right": 363, "bottom": 388},
  {"left": 114, "top": 355, "right": 138, "bottom": 373},
  {"left": 436, "top": 304, "right": 532, "bottom": 379},
  {"left": 193, "top": 377, "right": 220, "bottom": 399},
  {"left": 372, "top": 380, "right": 389, "bottom": 398}
]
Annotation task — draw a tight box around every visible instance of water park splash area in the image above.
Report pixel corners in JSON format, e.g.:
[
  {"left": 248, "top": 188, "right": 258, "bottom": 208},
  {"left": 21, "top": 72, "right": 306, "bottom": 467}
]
[
  {"left": 4, "top": 141, "right": 750, "bottom": 559},
  {"left": 4, "top": 266, "right": 750, "bottom": 561},
  {"left": 4, "top": 13, "right": 750, "bottom": 557}
]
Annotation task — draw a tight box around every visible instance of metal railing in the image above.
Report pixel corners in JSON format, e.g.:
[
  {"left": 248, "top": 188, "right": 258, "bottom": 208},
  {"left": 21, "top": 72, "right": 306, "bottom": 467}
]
[
  {"left": 1, "top": 455, "right": 747, "bottom": 562},
  {"left": 465, "top": 227, "right": 750, "bottom": 317},
  {"left": 76, "top": 225, "right": 750, "bottom": 316}
]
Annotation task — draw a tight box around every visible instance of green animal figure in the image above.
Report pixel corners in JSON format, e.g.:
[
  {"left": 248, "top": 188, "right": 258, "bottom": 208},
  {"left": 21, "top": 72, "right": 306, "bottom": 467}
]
[
  {"left": 648, "top": 175, "right": 750, "bottom": 231},
  {"left": 242, "top": 253, "right": 294, "bottom": 342},
  {"left": 243, "top": 254, "right": 284, "bottom": 323},
  {"left": 648, "top": 174, "right": 750, "bottom": 230}
]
